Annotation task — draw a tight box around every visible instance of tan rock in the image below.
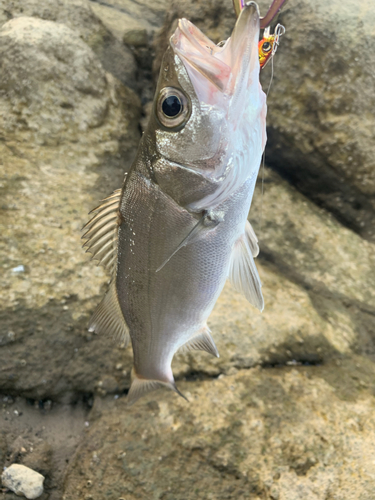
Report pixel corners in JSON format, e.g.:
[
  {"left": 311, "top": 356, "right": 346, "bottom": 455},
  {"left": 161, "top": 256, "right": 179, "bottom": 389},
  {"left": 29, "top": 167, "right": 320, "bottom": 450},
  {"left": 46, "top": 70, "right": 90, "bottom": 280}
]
[
  {"left": 62, "top": 360, "right": 375, "bottom": 500},
  {"left": 0, "top": 0, "right": 136, "bottom": 86}
]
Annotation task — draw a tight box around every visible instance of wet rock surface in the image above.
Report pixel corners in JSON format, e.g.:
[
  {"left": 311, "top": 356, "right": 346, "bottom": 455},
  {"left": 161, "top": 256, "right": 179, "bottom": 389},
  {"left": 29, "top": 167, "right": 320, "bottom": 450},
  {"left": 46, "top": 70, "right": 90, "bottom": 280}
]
[{"left": 1, "top": 0, "right": 375, "bottom": 499}]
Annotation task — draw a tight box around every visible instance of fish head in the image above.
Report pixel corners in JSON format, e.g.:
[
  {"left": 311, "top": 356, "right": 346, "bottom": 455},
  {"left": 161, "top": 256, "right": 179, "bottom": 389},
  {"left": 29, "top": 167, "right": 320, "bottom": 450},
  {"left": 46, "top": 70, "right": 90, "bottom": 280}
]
[{"left": 146, "top": 1, "right": 267, "bottom": 210}]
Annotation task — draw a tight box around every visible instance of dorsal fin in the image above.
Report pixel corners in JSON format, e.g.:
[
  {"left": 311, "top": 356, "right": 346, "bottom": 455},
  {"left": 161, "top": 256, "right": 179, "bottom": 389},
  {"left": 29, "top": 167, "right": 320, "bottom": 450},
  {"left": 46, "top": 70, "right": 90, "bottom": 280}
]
[
  {"left": 228, "top": 229, "right": 264, "bottom": 311},
  {"left": 178, "top": 326, "right": 219, "bottom": 357},
  {"left": 88, "top": 279, "right": 130, "bottom": 346},
  {"left": 83, "top": 188, "right": 130, "bottom": 345},
  {"left": 82, "top": 189, "right": 121, "bottom": 272}
]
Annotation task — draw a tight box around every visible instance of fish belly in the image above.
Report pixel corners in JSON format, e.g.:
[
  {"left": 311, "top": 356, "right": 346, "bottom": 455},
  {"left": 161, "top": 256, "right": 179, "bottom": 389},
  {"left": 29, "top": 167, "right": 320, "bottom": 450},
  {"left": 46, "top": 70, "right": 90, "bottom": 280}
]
[{"left": 116, "top": 167, "right": 255, "bottom": 382}]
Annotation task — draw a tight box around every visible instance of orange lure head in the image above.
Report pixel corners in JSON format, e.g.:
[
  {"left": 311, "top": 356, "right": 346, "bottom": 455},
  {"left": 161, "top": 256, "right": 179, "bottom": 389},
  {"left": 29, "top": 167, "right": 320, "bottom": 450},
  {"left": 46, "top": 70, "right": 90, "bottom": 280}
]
[
  {"left": 258, "top": 30, "right": 276, "bottom": 68},
  {"left": 258, "top": 25, "right": 285, "bottom": 69}
]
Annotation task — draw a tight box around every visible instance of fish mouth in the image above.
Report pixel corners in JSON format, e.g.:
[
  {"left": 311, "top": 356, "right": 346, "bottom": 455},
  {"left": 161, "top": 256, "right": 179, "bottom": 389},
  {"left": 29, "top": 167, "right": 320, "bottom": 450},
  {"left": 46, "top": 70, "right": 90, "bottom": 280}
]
[{"left": 170, "top": 2, "right": 260, "bottom": 105}]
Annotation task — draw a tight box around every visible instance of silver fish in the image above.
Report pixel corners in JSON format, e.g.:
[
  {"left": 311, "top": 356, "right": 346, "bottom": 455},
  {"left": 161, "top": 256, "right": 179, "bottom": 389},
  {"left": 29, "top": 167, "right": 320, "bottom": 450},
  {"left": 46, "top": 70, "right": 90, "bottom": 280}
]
[{"left": 83, "top": 1, "right": 267, "bottom": 405}]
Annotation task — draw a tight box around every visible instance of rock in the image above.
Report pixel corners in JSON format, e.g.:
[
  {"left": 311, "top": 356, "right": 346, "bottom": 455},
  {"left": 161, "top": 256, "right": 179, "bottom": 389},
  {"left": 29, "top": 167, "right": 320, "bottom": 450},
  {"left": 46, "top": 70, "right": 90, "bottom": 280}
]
[
  {"left": 89, "top": 0, "right": 168, "bottom": 39},
  {"left": 123, "top": 28, "right": 148, "bottom": 48},
  {"left": 262, "top": 0, "right": 375, "bottom": 242},
  {"left": 154, "top": 0, "right": 375, "bottom": 241},
  {"left": 0, "top": 16, "right": 141, "bottom": 401},
  {"left": 62, "top": 359, "right": 375, "bottom": 499},
  {"left": 0, "top": 17, "right": 120, "bottom": 145},
  {"left": 1, "top": 464, "right": 44, "bottom": 499},
  {"left": 0, "top": 0, "right": 137, "bottom": 87}
]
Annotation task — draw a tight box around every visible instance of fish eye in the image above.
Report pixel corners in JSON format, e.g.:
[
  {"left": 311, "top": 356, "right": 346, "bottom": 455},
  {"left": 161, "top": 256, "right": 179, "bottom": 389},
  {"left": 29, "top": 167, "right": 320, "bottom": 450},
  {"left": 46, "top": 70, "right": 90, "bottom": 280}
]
[
  {"left": 157, "top": 87, "right": 190, "bottom": 129},
  {"left": 262, "top": 41, "right": 272, "bottom": 53}
]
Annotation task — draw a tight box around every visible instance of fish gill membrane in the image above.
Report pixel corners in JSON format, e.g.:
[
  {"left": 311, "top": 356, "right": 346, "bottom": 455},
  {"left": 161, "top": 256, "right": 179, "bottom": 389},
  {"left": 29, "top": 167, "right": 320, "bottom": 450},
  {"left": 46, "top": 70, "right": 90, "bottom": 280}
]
[{"left": 82, "top": 2, "right": 267, "bottom": 406}]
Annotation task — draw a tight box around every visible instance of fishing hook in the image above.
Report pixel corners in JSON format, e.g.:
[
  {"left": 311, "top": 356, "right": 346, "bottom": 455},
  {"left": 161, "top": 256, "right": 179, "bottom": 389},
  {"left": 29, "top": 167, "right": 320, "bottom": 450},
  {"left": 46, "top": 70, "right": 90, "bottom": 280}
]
[{"left": 232, "top": 0, "right": 288, "bottom": 28}]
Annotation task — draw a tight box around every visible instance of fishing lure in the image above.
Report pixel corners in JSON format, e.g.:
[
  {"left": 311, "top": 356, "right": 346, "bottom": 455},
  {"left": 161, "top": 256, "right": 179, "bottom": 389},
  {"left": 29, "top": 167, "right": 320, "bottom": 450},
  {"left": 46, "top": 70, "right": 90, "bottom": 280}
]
[{"left": 258, "top": 24, "right": 285, "bottom": 69}]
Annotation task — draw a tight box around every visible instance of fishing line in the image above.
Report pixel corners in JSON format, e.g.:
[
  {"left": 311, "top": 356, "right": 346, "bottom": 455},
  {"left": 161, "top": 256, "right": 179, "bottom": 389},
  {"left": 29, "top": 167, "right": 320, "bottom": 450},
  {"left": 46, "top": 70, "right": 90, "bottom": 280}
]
[
  {"left": 258, "top": 23, "right": 284, "bottom": 235},
  {"left": 259, "top": 54, "right": 275, "bottom": 235}
]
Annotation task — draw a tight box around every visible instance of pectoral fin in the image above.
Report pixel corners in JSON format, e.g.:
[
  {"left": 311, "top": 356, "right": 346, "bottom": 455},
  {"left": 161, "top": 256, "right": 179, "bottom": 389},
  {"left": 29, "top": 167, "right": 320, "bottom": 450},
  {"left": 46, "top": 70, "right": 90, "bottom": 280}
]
[
  {"left": 82, "top": 189, "right": 121, "bottom": 271},
  {"left": 83, "top": 188, "right": 130, "bottom": 344},
  {"left": 156, "top": 210, "right": 224, "bottom": 272},
  {"left": 178, "top": 326, "right": 219, "bottom": 357},
  {"left": 229, "top": 228, "right": 264, "bottom": 311}
]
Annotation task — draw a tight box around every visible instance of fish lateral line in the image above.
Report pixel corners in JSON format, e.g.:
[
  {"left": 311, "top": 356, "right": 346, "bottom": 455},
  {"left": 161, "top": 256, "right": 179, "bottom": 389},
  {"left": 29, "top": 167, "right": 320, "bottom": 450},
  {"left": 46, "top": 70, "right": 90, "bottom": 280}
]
[{"left": 155, "top": 210, "right": 224, "bottom": 273}]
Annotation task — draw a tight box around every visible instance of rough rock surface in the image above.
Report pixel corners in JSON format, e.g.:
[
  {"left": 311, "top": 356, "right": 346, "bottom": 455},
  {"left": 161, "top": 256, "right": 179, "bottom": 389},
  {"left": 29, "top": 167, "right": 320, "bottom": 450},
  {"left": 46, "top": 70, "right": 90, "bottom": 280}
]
[
  {"left": 264, "top": 0, "right": 375, "bottom": 243},
  {"left": 155, "top": 0, "right": 375, "bottom": 241},
  {"left": 62, "top": 360, "right": 375, "bottom": 500},
  {"left": 0, "top": 0, "right": 136, "bottom": 87},
  {"left": 88, "top": 0, "right": 168, "bottom": 40},
  {"left": 1, "top": 464, "right": 44, "bottom": 499},
  {"left": 0, "top": 17, "right": 129, "bottom": 145}
]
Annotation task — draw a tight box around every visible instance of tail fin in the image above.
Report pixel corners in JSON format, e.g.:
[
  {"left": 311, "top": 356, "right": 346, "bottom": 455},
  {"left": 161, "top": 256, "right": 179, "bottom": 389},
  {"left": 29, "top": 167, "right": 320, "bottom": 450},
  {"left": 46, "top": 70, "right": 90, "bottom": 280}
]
[{"left": 127, "top": 369, "right": 188, "bottom": 406}]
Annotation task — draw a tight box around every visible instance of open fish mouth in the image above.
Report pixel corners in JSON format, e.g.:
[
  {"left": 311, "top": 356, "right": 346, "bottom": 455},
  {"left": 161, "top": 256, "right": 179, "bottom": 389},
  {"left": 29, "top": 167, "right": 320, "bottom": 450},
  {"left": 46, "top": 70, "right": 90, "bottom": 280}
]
[{"left": 170, "top": 1, "right": 260, "bottom": 106}]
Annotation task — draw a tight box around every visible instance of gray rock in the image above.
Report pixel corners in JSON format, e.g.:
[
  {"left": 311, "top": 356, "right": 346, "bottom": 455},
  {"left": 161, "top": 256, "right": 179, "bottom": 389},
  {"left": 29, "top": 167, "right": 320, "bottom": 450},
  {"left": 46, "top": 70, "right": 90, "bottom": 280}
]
[
  {"left": 0, "top": 0, "right": 136, "bottom": 87},
  {"left": 89, "top": 0, "right": 168, "bottom": 38},
  {"left": 259, "top": 0, "right": 375, "bottom": 243},
  {"left": 0, "top": 17, "right": 114, "bottom": 145},
  {"left": 1, "top": 464, "right": 44, "bottom": 499}
]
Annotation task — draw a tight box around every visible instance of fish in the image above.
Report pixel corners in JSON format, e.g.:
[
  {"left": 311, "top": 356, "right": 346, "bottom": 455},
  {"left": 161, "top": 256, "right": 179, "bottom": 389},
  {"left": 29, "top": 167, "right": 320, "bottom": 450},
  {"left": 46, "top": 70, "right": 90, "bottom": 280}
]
[{"left": 83, "top": 1, "right": 267, "bottom": 405}]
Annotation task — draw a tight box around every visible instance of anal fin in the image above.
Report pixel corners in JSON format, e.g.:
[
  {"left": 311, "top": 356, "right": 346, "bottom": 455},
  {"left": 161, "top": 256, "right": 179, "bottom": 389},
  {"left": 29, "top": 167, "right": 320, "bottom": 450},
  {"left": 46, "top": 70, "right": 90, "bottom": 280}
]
[
  {"left": 229, "top": 230, "right": 264, "bottom": 311},
  {"left": 88, "top": 280, "right": 130, "bottom": 346},
  {"left": 127, "top": 369, "right": 187, "bottom": 406},
  {"left": 178, "top": 326, "right": 219, "bottom": 358}
]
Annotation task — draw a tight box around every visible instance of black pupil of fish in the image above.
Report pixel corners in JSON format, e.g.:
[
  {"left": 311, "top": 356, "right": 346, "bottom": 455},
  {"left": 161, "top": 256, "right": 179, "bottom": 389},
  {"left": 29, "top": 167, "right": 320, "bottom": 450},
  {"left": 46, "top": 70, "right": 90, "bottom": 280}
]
[
  {"left": 162, "top": 95, "right": 182, "bottom": 117},
  {"left": 263, "top": 42, "right": 272, "bottom": 52}
]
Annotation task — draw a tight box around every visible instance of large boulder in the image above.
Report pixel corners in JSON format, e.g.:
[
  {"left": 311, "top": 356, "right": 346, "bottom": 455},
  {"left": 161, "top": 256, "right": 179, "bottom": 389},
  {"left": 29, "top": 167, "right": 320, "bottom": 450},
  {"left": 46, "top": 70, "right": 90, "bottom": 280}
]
[
  {"left": 0, "top": 17, "right": 127, "bottom": 145},
  {"left": 0, "top": 0, "right": 136, "bottom": 87},
  {"left": 264, "top": 0, "right": 375, "bottom": 242}
]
